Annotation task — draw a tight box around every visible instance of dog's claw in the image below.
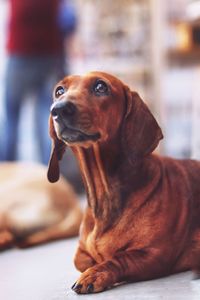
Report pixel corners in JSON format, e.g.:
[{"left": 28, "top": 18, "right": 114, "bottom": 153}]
[
  {"left": 71, "top": 282, "right": 77, "bottom": 289},
  {"left": 72, "top": 283, "right": 83, "bottom": 293},
  {"left": 87, "top": 283, "right": 94, "bottom": 293}
]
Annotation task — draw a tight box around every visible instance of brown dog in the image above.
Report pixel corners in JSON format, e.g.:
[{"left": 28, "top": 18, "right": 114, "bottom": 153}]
[{"left": 47, "top": 71, "right": 200, "bottom": 294}]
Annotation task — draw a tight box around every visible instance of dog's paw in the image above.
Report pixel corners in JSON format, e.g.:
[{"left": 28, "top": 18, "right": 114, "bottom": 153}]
[{"left": 71, "top": 266, "right": 112, "bottom": 294}]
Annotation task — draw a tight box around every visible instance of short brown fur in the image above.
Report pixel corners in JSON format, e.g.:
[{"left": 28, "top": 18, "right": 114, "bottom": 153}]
[{"left": 48, "top": 71, "right": 200, "bottom": 293}]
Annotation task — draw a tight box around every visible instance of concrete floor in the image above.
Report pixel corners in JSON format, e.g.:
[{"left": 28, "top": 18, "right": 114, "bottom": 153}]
[{"left": 0, "top": 238, "right": 200, "bottom": 300}]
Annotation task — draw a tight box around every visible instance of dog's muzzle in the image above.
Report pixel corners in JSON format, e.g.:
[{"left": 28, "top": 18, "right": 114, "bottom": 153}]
[
  {"left": 51, "top": 100, "right": 77, "bottom": 122},
  {"left": 50, "top": 101, "right": 100, "bottom": 144}
]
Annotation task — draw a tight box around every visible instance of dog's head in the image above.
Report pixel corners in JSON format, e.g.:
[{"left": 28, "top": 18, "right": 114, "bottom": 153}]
[{"left": 47, "top": 71, "right": 163, "bottom": 182}]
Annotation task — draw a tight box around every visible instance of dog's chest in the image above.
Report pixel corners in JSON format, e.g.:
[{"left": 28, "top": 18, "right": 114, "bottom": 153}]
[
  {"left": 85, "top": 228, "right": 105, "bottom": 263},
  {"left": 85, "top": 221, "right": 134, "bottom": 263},
  {"left": 84, "top": 222, "right": 126, "bottom": 263},
  {"left": 83, "top": 208, "right": 163, "bottom": 263}
]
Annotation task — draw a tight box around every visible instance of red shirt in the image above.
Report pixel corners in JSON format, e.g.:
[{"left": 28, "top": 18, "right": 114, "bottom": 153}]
[{"left": 7, "top": 0, "right": 63, "bottom": 55}]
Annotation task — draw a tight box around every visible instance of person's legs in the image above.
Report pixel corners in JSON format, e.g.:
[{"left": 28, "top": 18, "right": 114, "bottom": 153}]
[
  {"left": 1, "top": 55, "right": 66, "bottom": 163},
  {"left": 34, "top": 56, "right": 64, "bottom": 165},
  {"left": 2, "top": 56, "right": 27, "bottom": 161},
  {"left": 35, "top": 79, "right": 52, "bottom": 165}
]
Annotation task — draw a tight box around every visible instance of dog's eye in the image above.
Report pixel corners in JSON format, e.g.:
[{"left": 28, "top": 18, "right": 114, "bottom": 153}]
[
  {"left": 94, "top": 80, "right": 108, "bottom": 95},
  {"left": 55, "top": 86, "right": 65, "bottom": 98}
]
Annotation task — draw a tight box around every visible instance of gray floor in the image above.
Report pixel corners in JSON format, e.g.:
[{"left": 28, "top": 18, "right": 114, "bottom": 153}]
[{"left": 1, "top": 238, "right": 200, "bottom": 300}]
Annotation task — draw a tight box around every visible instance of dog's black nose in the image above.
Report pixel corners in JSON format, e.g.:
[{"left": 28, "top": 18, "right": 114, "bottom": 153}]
[{"left": 51, "top": 101, "right": 77, "bottom": 120}]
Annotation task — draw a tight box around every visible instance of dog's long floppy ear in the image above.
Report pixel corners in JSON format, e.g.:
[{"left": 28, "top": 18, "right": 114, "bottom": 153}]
[
  {"left": 122, "top": 86, "right": 163, "bottom": 162},
  {"left": 47, "top": 116, "right": 66, "bottom": 183}
]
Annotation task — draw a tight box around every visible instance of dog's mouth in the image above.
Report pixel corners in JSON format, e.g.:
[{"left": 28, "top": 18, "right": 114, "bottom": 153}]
[{"left": 59, "top": 125, "right": 101, "bottom": 144}]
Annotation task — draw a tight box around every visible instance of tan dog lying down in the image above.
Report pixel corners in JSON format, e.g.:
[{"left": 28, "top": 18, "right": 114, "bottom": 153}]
[{"left": 0, "top": 162, "right": 82, "bottom": 250}]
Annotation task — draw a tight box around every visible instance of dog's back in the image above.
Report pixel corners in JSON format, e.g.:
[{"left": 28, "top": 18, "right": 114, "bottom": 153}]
[{"left": 161, "top": 156, "right": 200, "bottom": 222}]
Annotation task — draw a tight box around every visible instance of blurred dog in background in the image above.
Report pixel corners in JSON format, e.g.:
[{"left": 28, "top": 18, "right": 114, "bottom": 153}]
[{"left": 0, "top": 162, "right": 82, "bottom": 250}]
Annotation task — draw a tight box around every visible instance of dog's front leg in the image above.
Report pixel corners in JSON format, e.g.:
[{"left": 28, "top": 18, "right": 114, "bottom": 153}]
[
  {"left": 74, "top": 246, "right": 96, "bottom": 272},
  {"left": 72, "top": 248, "right": 168, "bottom": 294}
]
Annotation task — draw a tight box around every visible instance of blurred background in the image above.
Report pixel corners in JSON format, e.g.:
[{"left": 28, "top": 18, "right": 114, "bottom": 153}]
[
  {"left": 0, "top": 0, "right": 200, "bottom": 191},
  {"left": 1, "top": 2, "right": 200, "bottom": 296}
]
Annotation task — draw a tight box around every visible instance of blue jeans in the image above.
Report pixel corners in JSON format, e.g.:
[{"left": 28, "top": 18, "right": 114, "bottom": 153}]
[{"left": 1, "top": 54, "right": 65, "bottom": 164}]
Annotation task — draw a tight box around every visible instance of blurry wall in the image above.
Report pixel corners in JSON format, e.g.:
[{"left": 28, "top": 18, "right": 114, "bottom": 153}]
[
  {"left": 0, "top": 0, "right": 200, "bottom": 160},
  {"left": 71, "top": 0, "right": 200, "bottom": 159}
]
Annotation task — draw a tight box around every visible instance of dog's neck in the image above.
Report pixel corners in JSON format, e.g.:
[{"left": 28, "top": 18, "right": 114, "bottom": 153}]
[
  {"left": 71, "top": 140, "right": 148, "bottom": 231},
  {"left": 71, "top": 140, "right": 121, "bottom": 229}
]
